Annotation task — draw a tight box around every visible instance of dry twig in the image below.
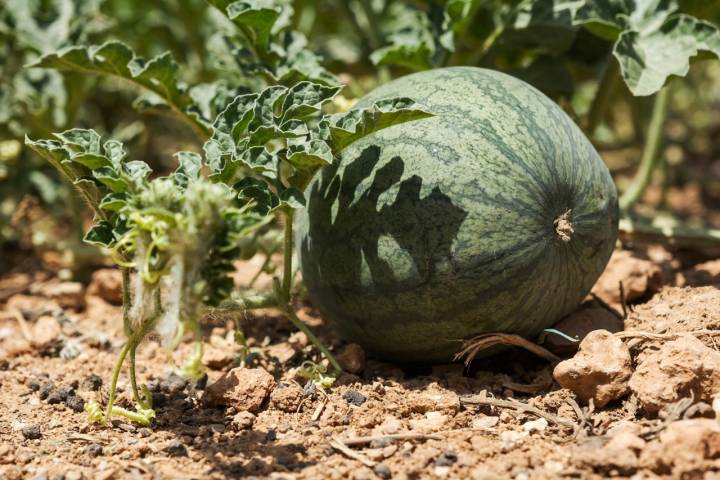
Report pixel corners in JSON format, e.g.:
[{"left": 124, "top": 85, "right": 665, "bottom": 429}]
[
  {"left": 9, "top": 307, "right": 32, "bottom": 342},
  {"left": 455, "top": 333, "right": 561, "bottom": 366},
  {"left": 341, "top": 432, "right": 441, "bottom": 446},
  {"left": 329, "top": 437, "right": 376, "bottom": 467},
  {"left": 460, "top": 394, "right": 577, "bottom": 432}
]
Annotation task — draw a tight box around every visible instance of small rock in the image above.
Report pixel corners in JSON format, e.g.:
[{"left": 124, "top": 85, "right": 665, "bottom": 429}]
[
  {"left": 47, "top": 385, "right": 74, "bottom": 404},
  {"left": 82, "top": 374, "right": 103, "bottom": 391},
  {"left": 64, "top": 471, "right": 83, "bottom": 480},
  {"left": 553, "top": 330, "right": 632, "bottom": 407},
  {"left": 545, "top": 306, "right": 623, "bottom": 355},
  {"left": 38, "top": 381, "right": 54, "bottom": 400},
  {"left": 499, "top": 430, "right": 528, "bottom": 451},
  {"left": 605, "top": 432, "right": 645, "bottom": 451},
  {"left": 269, "top": 382, "right": 304, "bottom": 412},
  {"left": 31, "top": 315, "right": 62, "bottom": 350},
  {"left": 639, "top": 419, "right": 720, "bottom": 475},
  {"left": 164, "top": 439, "right": 188, "bottom": 457},
  {"left": 471, "top": 416, "right": 499, "bottom": 430},
  {"left": 204, "top": 368, "right": 275, "bottom": 412},
  {"left": 521, "top": 418, "right": 548, "bottom": 433},
  {"left": 629, "top": 335, "right": 720, "bottom": 412},
  {"left": 409, "top": 411, "right": 447, "bottom": 432},
  {"left": 65, "top": 395, "right": 85, "bottom": 412},
  {"left": 435, "top": 450, "right": 458, "bottom": 466},
  {"left": 87, "top": 269, "right": 122, "bottom": 304},
  {"left": 2, "top": 338, "right": 32, "bottom": 357},
  {"left": 21, "top": 425, "right": 41, "bottom": 440},
  {"left": 342, "top": 389, "right": 367, "bottom": 406},
  {"left": 373, "top": 463, "right": 391, "bottom": 479},
  {"left": 162, "top": 373, "right": 188, "bottom": 395},
  {"left": 203, "top": 344, "right": 234, "bottom": 370},
  {"left": 337, "top": 343, "right": 366, "bottom": 374},
  {"left": 33, "top": 281, "right": 85, "bottom": 310},
  {"left": 592, "top": 250, "right": 663, "bottom": 307},
  {"left": 87, "top": 444, "right": 103, "bottom": 457},
  {"left": 231, "top": 411, "right": 256, "bottom": 431}
]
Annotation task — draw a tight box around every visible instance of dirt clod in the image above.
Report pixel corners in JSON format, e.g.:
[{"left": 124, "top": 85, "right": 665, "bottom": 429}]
[
  {"left": 592, "top": 250, "right": 663, "bottom": 307},
  {"left": 640, "top": 419, "right": 720, "bottom": 476},
  {"left": 30, "top": 281, "right": 85, "bottom": 310},
  {"left": 65, "top": 395, "right": 84, "bottom": 412},
  {"left": 164, "top": 440, "right": 188, "bottom": 457},
  {"left": 87, "top": 269, "right": 123, "bottom": 304},
  {"left": 269, "top": 382, "right": 304, "bottom": 412},
  {"left": 629, "top": 335, "right": 720, "bottom": 412},
  {"left": 553, "top": 329, "right": 632, "bottom": 407},
  {"left": 204, "top": 367, "right": 275, "bottom": 412},
  {"left": 82, "top": 374, "right": 103, "bottom": 391},
  {"left": 231, "top": 411, "right": 256, "bottom": 431}
]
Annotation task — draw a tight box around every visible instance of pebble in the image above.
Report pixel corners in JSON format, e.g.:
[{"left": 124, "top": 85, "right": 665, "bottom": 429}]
[
  {"left": 373, "top": 463, "right": 392, "bottom": 479},
  {"left": 435, "top": 450, "right": 458, "bottom": 466},
  {"left": 342, "top": 389, "right": 367, "bottom": 406},
  {"left": 21, "top": 425, "right": 41, "bottom": 440},
  {"left": 87, "top": 444, "right": 103, "bottom": 457},
  {"left": 82, "top": 374, "right": 103, "bottom": 391},
  {"left": 164, "top": 439, "right": 188, "bottom": 457},
  {"left": 231, "top": 411, "right": 256, "bottom": 431},
  {"left": 65, "top": 395, "right": 85, "bottom": 412}
]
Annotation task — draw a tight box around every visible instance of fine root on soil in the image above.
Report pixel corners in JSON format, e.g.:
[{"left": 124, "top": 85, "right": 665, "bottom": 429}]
[{"left": 455, "top": 333, "right": 561, "bottom": 366}]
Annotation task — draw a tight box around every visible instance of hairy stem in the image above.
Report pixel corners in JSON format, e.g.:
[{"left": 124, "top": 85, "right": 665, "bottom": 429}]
[
  {"left": 103, "top": 341, "right": 132, "bottom": 425},
  {"left": 586, "top": 58, "right": 620, "bottom": 135},
  {"left": 282, "top": 305, "right": 342, "bottom": 373},
  {"left": 122, "top": 268, "right": 132, "bottom": 337},
  {"left": 619, "top": 85, "right": 671, "bottom": 211},
  {"left": 281, "top": 208, "right": 295, "bottom": 303}
]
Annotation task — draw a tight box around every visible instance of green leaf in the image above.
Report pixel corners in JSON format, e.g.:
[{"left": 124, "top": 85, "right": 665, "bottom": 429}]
[
  {"left": 173, "top": 151, "right": 203, "bottom": 187},
  {"left": 233, "top": 177, "right": 277, "bottom": 215},
  {"left": 93, "top": 166, "right": 128, "bottom": 192},
  {"left": 29, "top": 41, "right": 211, "bottom": 136},
  {"left": 84, "top": 221, "right": 116, "bottom": 247},
  {"left": 326, "top": 98, "right": 434, "bottom": 153},
  {"left": 280, "top": 82, "right": 341, "bottom": 122},
  {"left": 614, "top": 13, "right": 720, "bottom": 95},
  {"left": 225, "top": 0, "right": 282, "bottom": 50},
  {"left": 99, "top": 192, "right": 127, "bottom": 212},
  {"left": 285, "top": 139, "right": 333, "bottom": 169},
  {"left": 277, "top": 187, "right": 305, "bottom": 209}
]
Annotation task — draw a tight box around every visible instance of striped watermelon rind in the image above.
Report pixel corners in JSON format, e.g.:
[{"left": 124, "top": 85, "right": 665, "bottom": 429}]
[{"left": 296, "top": 66, "right": 619, "bottom": 362}]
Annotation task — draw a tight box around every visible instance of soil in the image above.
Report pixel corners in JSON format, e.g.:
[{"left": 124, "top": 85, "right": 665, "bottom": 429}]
[{"left": 1, "top": 244, "right": 720, "bottom": 480}]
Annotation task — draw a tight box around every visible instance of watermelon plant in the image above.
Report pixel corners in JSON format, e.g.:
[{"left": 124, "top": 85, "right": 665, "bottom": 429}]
[{"left": 23, "top": 0, "right": 433, "bottom": 425}]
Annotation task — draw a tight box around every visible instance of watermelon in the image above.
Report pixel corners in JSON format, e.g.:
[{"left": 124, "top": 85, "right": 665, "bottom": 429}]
[{"left": 296, "top": 67, "right": 618, "bottom": 362}]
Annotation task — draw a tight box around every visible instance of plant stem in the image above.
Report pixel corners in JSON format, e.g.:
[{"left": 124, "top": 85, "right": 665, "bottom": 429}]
[
  {"left": 586, "top": 58, "right": 620, "bottom": 136},
  {"left": 281, "top": 208, "right": 295, "bottom": 303},
  {"left": 282, "top": 305, "right": 342, "bottom": 373},
  {"left": 122, "top": 268, "right": 132, "bottom": 337},
  {"left": 619, "top": 85, "right": 671, "bottom": 211},
  {"left": 618, "top": 215, "right": 720, "bottom": 249},
  {"left": 103, "top": 341, "right": 132, "bottom": 425}
]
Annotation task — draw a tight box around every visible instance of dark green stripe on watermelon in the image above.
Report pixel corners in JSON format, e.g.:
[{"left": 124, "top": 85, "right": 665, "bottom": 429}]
[{"left": 296, "top": 67, "right": 618, "bottom": 363}]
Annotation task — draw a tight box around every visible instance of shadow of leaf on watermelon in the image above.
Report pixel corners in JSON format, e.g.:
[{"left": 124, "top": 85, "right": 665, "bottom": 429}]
[{"left": 296, "top": 67, "right": 618, "bottom": 363}]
